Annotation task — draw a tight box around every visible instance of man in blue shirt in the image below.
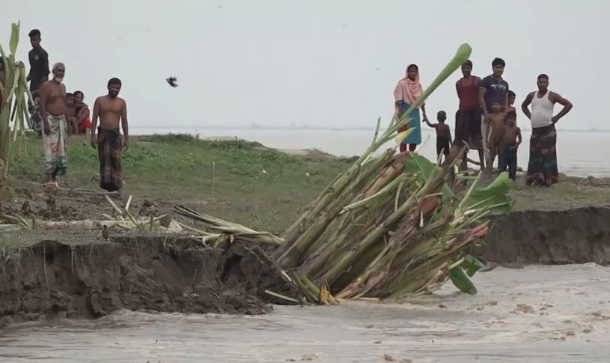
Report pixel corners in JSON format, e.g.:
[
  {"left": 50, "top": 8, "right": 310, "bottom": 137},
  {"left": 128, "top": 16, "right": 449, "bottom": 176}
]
[{"left": 478, "top": 58, "right": 509, "bottom": 168}]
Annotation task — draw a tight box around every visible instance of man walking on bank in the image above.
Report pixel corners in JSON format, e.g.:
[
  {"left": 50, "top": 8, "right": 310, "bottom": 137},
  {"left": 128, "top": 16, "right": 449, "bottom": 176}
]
[
  {"left": 91, "top": 78, "right": 129, "bottom": 193},
  {"left": 521, "top": 74, "right": 573, "bottom": 186}
]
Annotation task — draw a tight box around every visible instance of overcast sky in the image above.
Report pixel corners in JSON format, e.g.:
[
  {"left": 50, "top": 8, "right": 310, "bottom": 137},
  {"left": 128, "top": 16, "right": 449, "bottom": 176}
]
[{"left": 1, "top": 1, "right": 606, "bottom": 130}]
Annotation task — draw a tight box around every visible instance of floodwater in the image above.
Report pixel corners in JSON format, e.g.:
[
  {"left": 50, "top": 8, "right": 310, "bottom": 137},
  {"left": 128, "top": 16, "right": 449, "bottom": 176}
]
[
  {"left": 2, "top": 264, "right": 610, "bottom": 362},
  {"left": 132, "top": 128, "right": 610, "bottom": 177}
]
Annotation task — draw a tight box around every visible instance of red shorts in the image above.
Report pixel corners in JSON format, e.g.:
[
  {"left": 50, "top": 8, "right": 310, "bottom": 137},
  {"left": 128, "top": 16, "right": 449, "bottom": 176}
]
[{"left": 78, "top": 118, "right": 91, "bottom": 134}]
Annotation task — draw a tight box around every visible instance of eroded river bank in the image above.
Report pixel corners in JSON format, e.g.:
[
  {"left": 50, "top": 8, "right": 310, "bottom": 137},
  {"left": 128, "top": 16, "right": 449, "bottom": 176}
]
[{"left": 2, "top": 206, "right": 610, "bottom": 361}]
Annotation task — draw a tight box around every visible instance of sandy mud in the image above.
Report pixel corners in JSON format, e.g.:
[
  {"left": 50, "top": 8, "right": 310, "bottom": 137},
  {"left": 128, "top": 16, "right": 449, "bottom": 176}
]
[
  {"left": 476, "top": 205, "right": 610, "bottom": 266},
  {"left": 0, "top": 236, "right": 296, "bottom": 328}
]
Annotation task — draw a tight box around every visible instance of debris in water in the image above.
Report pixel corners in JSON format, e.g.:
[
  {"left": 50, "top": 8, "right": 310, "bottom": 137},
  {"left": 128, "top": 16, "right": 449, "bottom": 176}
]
[
  {"left": 285, "top": 354, "right": 318, "bottom": 361},
  {"left": 512, "top": 304, "right": 535, "bottom": 314}
]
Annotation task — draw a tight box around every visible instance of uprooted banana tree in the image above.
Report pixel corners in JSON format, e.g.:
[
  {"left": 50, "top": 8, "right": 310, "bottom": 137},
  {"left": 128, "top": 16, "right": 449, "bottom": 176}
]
[
  {"left": 175, "top": 43, "right": 515, "bottom": 305},
  {"left": 0, "top": 21, "right": 34, "bottom": 198}
]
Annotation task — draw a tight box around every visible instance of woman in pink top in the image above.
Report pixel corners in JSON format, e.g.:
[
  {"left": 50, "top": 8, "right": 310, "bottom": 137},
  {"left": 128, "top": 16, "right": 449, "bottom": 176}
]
[{"left": 394, "top": 64, "right": 428, "bottom": 152}]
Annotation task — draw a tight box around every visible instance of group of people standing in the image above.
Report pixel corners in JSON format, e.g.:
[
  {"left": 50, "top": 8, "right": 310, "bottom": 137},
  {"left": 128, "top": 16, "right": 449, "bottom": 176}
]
[
  {"left": 0, "top": 29, "right": 131, "bottom": 194},
  {"left": 394, "top": 57, "right": 573, "bottom": 186},
  {"left": 26, "top": 30, "right": 91, "bottom": 136}
]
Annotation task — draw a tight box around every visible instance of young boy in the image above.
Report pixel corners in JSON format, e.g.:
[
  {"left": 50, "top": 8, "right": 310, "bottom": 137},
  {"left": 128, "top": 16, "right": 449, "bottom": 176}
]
[
  {"left": 499, "top": 111, "right": 522, "bottom": 181},
  {"left": 507, "top": 90, "right": 516, "bottom": 113},
  {"left": 424, "top": 110, "right": 452, "bottom": 162},
  {"left": 65, "top": 93, "right": 78, "bottom": 135},
  {"left": 486, "top": 100, "right": 505, "bottom": 174}
]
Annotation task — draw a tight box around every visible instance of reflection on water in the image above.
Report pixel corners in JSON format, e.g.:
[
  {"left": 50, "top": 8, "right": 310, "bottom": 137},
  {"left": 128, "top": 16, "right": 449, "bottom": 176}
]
[{"left": 1, "top": 265, "right": 610, "bottom": 362}]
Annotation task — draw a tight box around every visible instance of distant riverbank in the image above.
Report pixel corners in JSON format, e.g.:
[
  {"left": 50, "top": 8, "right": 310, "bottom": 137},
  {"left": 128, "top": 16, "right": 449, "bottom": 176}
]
[{"left": 129, "top": 128, "right": 610, "bottom": 177}]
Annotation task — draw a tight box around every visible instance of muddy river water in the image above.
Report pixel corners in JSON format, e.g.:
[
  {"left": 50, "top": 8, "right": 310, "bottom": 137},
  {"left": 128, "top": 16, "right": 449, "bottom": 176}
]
[{"left": 1, "top": 264, "right": 610, "bottom": 362}]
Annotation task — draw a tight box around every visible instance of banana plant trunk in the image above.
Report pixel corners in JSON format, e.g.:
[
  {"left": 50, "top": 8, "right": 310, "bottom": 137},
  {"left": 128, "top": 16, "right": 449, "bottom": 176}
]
[{"left": 0, "top": 21, "right": 31, "bottom": 201}]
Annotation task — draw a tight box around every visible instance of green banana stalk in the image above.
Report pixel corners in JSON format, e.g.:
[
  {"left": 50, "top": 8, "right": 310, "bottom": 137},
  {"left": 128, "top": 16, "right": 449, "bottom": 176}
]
[{"left": 0, "top": 21, "right": 32, "bottom": 186}]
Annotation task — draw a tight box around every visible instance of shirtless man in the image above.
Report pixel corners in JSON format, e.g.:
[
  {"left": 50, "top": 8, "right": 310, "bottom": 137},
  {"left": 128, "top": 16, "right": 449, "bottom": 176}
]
[
  {"left": 38, "top": 62, "right": 68, "bottom": 185},
  {"left": 91, "top": 78, "right": 129, "bottom": 192}
]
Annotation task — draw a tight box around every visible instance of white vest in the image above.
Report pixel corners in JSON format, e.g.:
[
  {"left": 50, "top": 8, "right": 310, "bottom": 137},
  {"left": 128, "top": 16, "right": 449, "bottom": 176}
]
[{"left": 531, "top": 91, "right": 555, "bottom": 128}]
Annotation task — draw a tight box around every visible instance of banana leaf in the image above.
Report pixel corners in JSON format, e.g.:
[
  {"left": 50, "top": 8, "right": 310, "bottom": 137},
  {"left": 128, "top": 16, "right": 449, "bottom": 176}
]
[
  {"left": 460, "top": 172, "right": 514, "bottom": 216},
  {"left": 448, "top": 266, "right": 477, "bottom": 295},
  {"left": 461, "top": 254, "right": 484, "bottom": 277},
  {"left": 404, "top": 154, "right": 455, "bottom": 202}
]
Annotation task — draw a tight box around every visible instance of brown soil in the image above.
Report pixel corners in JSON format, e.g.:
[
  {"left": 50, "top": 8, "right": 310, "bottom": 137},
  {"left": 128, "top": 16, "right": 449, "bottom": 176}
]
[
  {"left": 474, "top": 206, "right": 610, "bottom": 266},
  {"left": 3, "top": 186, "right": 173, "bottom": 222},
  {"left": 0, "top": 236, "right": 297, "bottom": 329}
]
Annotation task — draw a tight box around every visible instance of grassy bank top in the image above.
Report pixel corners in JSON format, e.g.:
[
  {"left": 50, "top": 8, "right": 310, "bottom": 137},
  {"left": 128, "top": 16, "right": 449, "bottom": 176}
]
[{"left": 3, "top": 133, "right": 610, "bottom": 234}]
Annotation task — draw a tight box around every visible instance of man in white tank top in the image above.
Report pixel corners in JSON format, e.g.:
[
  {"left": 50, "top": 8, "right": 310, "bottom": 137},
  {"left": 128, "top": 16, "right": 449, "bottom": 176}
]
[{"left": 521, "top": 74, "right": 573, "bottom": 186}]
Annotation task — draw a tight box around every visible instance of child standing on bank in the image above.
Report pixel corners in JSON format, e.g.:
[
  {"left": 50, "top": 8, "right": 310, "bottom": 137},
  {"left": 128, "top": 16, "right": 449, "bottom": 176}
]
[
  {"left": 486, "top": 100, "right": 506, "bottom": 174},
  {"left": 424, "top": 110, "right": 452, "bottom": 163},
  {"left": 499, "top": 110, "right": 522, "bottom": 181}
]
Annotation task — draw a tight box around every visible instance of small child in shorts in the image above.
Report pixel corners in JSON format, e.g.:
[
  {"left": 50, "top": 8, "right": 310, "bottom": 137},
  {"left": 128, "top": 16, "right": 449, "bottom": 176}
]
[
  {"left": 499, "top": 111, "right": 522, "bottom": 181},
  {"left": 424, "top": 110, "right": 452, "bottom": 163}
]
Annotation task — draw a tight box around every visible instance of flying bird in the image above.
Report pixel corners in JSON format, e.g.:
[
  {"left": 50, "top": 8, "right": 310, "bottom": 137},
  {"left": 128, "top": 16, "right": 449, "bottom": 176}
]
[{"left": 166, "top": 77, "right": 179, "bottom": 88}]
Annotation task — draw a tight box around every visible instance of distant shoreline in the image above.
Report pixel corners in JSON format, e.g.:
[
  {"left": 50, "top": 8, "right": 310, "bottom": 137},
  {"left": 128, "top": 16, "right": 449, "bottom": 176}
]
[{"left": 133, "top": 126, "right": 610, "bottom": 133}]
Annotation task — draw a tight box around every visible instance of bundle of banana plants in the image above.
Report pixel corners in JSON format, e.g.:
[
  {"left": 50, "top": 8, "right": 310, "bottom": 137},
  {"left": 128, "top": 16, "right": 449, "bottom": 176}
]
[
  {"left": 280, "top": 155, "right": 512, "bottom": 302},
  {"left": 176, "top": 43, "right": 514, "bottom": 304},
  {"left": 0, "top": 21, "right": 33, "bottom": 195}
]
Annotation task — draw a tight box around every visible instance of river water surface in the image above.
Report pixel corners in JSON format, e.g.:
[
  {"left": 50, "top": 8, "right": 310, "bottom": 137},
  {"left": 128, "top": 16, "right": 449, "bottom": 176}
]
[{"left": 1, "top": 265, "right": 609, "bottom": 362}]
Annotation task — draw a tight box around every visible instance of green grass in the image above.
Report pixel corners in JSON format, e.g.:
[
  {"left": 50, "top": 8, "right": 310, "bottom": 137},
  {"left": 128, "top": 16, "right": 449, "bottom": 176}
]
[
  {"left": 510, "top": 175, "right": 610, "bottom": 211},
  {"left": 4, "top": 133, "right": 354, "bottom": 234},
  {"left": 3, "top": 133, "right": 610, "bottom": 235}
]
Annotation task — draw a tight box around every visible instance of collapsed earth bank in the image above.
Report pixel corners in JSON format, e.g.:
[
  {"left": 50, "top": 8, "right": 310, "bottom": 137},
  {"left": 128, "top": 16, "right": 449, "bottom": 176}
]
[
  {"left": 476, "top": 205, "right": 610, "bottom": 266},
  {"left": 0, "top": 237, "right": 297, "bottom": 328},
  {"left": 1, "top": 206, "right": 609, "bottom": 328}
]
